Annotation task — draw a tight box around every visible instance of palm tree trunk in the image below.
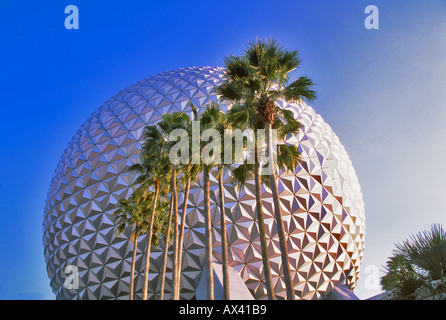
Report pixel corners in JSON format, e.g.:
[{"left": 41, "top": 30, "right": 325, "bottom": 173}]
[
  {"left": 130, "top": 228, "right": 139, "bottom": 300},
  {"left": 203, "top": 164, "right": 214, "bottom": 300},
  {"left": 159, "top": 195, "right": 173, "bottom": 300},
  {"left": 171, "top": 167, "right": 180, "bottom": 300},
  {"left": 218, "top": 168, "right": 230, "bottom": 300},
  {"left": 175, "top": 177, "right": 191, "bottom": 299},
  {"left": 265, "top": 121, "right": 294, "bottom": 300},
  {"left": 254, "top": 152, "right": 275, "bottom": 300},
  {"left": 143, "top": 182, "right": 160, "bottom": 300}
]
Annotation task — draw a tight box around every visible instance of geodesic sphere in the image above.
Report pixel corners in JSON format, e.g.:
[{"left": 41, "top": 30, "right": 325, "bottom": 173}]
[{"left": 43, "top": 66, "right": 365, "bottom": 300}]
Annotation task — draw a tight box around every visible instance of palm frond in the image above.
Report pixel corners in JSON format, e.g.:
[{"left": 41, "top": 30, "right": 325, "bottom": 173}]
[
  {"left": 230, "top": 161, "right": 254, "bottom": 189},
  {"left": 395, "top": 224, "right": 446, "bottom": 280},
  {"left": 284, "top": 76, "right": 317, "bottom": 103},
  {"left": 277, "top": 144, "right": 301, "bottom": 172},
  {"left": 381, "top": 224, "right": 446, "bottom": 299}
]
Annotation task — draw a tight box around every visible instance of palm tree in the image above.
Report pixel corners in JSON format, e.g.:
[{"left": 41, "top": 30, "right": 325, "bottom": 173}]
[
  {"left": 227, "top": 105, "right": 302, "bottom": 300},
  {"left": 217, "top": 38, "right": 316, "bottom": 299},
  {"left": 173, "top": 105, "right": 203, "bottom": 300},
  {"left": 202, "top": 102, "right": 232, "bottom": 299},
  {"left": 158, "top": 111, "right": 191, "bottom": 300},
  {"left": 113, "top": 191, "right": 145, "bottom": 300},
  {"left": 216, "top": 129, "right": 231, "bottom": 298},
  {"left": 198, "top": 103, "right": 230, "bottom": 300},
  {"left": 129, "top": 124, "right": 172, "bottom": 300},
  {"left": 381, "top": 224, "right": 446, "bottom": 300},
  {"left": 225, "top": 103, "right": 276, "bottom": 300}
]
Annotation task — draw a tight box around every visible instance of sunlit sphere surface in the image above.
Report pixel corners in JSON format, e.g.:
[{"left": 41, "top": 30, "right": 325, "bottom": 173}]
[{"left": 43, "top": 66, "right": 365, "bottom": 300}]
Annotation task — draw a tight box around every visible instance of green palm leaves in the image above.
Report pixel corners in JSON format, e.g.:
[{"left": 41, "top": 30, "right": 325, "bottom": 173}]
[
  {"left": 218, "top": 38, "right": 316, "bottom": 124},
  {"left": 381, "top": 224, "right": 446, "bottom": 300}
]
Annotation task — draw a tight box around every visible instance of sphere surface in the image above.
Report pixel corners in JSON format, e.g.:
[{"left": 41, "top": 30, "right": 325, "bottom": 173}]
[{"left": 43, "top": 66, "right": 365, "bottom": 300}]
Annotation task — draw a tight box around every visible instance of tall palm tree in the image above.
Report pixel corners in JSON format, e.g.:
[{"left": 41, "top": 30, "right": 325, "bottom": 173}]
[
  {"left": 198, "top": 103, "right": 228, "bottom": 300},
  {"left": 202, "top": 162, "right": 214, "bottom": 300},
  {"left": 201, "top": 102, "right": 232, "bottom": 299},
  {"left": 225, "top": 103, "right": 276, "bottom": 300},
  {"left": 381, "top": 224, "right": 446, "bottom": 300},
  {"left": 173, "top": 105, "right": 203, "bottom": 300},
  {"left": 227, "top": 105, "right": 302, "bottom": 300},
  {"left": 215, "top": 119, "right": 231, "bottom": 299},
  {"left": 158, "top": 111, "right": 191, "bottom": 300},
  {"left": 217, "top": 38, "right": 316, "bottom": 299},
  {"left": 130, "top": 124, "right": 172, "bottom": 300},
  {"left": 113, "top": 191, "right": 145, "bottom": 300}
]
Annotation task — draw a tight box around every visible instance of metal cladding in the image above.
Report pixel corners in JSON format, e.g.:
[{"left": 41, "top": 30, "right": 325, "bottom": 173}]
[{"left": 43, "top": 66, "right": 365, "bottom": 300}]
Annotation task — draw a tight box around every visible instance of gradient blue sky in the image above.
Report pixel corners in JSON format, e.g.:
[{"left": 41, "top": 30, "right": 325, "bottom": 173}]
[{"left": 0, "top": 0, "right": 445, "bottom": 300}]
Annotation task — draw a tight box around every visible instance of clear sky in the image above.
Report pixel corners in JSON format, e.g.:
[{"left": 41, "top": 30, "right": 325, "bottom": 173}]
[{"left": 0, "top": 0, "right": 445, "bottom": 300}]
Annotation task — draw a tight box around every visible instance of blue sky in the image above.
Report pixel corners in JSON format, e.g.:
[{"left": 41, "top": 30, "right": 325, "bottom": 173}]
[{"left": 0, "top": 0, "right": 445, "bottom": 300}]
